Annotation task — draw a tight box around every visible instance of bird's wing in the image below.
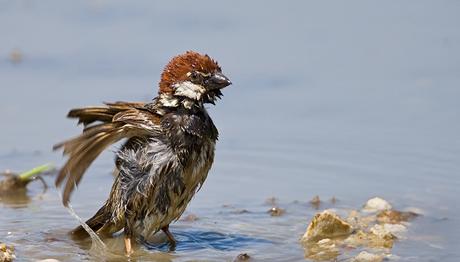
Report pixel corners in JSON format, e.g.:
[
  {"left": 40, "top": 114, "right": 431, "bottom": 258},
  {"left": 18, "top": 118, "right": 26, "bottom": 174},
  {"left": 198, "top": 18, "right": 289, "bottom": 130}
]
[
  {"left": 54, "top": 101, "right": 161, "bottom": 206},
  {"left": 67, "top": 101, "right": 147, "bottom": 127}
]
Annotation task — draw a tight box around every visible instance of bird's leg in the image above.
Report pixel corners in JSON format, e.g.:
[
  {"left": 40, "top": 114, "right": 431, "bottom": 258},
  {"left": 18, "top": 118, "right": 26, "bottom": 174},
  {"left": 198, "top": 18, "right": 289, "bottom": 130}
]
[
  {"left": 161, "top": 225, "right": 176, "bottom": 250},
  {"left": 124, "top": 222, "right": 134, "bottom": 256},
  {"left": 124, "top": 236, "right": 132, "bottom": 256}
]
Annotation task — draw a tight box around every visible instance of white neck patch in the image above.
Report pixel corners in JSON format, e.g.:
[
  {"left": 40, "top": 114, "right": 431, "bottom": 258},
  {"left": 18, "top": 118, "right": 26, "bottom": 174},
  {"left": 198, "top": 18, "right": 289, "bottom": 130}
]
[
  {"left": 158, "top": 93, "right": 179, "bottom": 107},
  {"left": 173, "top": 81, "right": 206, "bottom": 100}
]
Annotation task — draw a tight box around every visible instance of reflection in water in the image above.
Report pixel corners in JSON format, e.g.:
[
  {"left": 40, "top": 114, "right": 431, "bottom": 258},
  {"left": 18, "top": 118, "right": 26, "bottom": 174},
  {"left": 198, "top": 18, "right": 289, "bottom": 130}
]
[
  {"left": 68, "top": 227, "right": 270, "bottom": 260},
  {"left": 142, "top": 230, "right": 271, "bottom": 252},
  {"left": 0, "top": 188, "right": 31, "bottom": 207}
]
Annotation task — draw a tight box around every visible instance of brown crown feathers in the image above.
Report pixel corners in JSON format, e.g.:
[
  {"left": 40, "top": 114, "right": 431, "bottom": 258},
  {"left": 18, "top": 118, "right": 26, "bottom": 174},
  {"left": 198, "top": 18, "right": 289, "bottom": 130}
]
[{"left": 159, "top": 51, "right": 222, "bottom": 94}]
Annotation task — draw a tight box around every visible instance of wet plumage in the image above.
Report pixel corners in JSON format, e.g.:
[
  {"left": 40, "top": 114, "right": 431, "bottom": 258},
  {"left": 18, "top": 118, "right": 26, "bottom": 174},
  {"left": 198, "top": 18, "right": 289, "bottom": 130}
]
[{"left": 54, "top": 51, "right": 231, "bottom": 254}]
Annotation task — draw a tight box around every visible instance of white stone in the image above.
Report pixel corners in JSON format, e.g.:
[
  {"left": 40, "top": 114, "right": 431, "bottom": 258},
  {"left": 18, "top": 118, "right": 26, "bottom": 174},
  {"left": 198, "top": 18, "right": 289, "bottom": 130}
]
[
  {"left": 369, "top": 223, "right": 406, "bottom": 240},
  {"left": 363, "top": 197, "right": 392, "bottom": 212},
  {"left": 353, "top": 251, "right": 384, "bottom": 262},
  {"left": 383, "top": 223, "right": 407, "bottom": 238},
  {"left": 370, "top": 224, "right": 394, "bottom": 239}
]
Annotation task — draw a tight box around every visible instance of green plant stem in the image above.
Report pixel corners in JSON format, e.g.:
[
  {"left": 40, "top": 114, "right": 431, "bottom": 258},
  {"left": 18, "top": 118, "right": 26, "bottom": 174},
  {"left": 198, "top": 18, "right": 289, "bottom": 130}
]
[{"left": 18, "top": 164, "right": 53, "bottom": 182}]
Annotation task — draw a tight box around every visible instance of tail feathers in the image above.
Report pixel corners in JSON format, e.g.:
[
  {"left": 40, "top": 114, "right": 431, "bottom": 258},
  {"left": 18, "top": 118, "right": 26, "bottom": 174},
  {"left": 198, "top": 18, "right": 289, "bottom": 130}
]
[{"left": 71, "top": 205, "right": 111, "bottom": 239}]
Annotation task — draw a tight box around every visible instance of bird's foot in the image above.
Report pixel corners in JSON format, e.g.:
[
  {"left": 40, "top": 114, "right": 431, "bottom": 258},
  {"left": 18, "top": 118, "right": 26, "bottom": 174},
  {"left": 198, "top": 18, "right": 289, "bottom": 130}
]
[
  {"left": 161, "top": 225, "right": 176, "bottom": 251},
  {"left": 124, "top": 236, "right": 134, "bottom": 256}
]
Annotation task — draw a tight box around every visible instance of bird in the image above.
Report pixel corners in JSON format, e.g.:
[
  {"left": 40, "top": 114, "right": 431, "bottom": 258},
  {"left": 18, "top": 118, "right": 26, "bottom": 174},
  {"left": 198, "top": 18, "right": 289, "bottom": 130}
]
[{"left": 54, "top": 51, "right": 231, "bottom": 255}]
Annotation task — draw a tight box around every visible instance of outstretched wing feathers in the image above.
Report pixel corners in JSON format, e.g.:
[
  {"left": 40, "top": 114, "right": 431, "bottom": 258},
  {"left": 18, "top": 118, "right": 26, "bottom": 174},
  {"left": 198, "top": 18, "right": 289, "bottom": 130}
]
[
  {"left": 67, "top": 101, "right": 146, "bottom": 126},
  {"left": 54, "top": 102, "right": 160, "bottom": 206}
]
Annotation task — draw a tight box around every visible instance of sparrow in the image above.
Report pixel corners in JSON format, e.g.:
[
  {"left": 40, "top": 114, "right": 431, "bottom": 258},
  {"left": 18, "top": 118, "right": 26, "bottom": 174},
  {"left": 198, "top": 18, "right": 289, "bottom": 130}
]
[{"left": 54, "top": 51, "right": 231, "bottom": 254}]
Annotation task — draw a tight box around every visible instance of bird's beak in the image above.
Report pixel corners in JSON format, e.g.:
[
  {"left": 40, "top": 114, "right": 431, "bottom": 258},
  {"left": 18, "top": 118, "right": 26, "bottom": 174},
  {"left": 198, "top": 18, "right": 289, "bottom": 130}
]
[{"left": 207, "top": 72, "right": 232, "bottom": 90}]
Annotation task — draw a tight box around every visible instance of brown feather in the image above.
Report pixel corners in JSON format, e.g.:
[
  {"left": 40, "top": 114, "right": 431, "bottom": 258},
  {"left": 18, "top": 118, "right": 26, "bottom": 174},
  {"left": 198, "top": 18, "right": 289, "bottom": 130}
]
[
  {"left": 54, "top": 102, "right": 160, "bottom": 206},
  {"left": 61, "top": 131, "right": 122, "bottom": 205},
  {"left": 66, "top": 102, "right": 146, "bottom": 126},
  {"left": 55, "top": 124, "right": 120, "bottom": 189}
]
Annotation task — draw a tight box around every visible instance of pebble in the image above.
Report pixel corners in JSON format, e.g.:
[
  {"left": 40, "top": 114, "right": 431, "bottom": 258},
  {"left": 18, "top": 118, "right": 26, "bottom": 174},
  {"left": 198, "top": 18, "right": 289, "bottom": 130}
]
[
  {"left": 310, "top": 195, "right": 321, "bottom": 209},
  {"left": 302, "top": 210, "right": 352, "bottom": 242},
  {"left": 352, "top": 251, "right": 384, "bottom": 262},
  {"left": 181, "top": 214, "right": 199, "bottom": 222},
  {"left": 375, "top": 224, "right": 407, "bottom": 239},
  {"left": 363, "top": 197, "right": 392, "bottom": 212},
  {"left": 0, "top": 243, "right": 15, "bottom": 262},
  {"left": 376, "top": 210, "right": 418, "bottom": 224},
  {"left": 268, "top": 207, "right": 285, "bottom": 217},
  {"left": 234, "top": 253, "right": 251, "bottom": 261}
]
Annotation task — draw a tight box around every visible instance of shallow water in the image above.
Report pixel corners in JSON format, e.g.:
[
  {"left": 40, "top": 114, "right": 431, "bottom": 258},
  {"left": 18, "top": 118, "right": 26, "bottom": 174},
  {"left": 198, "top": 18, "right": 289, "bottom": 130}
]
[{"left": 1, "top": 1, "right": 460, "bottom": 261}]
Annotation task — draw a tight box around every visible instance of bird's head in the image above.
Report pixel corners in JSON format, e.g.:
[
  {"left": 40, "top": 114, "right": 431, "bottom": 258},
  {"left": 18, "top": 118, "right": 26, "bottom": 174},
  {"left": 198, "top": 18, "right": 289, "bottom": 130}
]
[{"left": 159, "top": 51, "right": 231, "bottom": 105}]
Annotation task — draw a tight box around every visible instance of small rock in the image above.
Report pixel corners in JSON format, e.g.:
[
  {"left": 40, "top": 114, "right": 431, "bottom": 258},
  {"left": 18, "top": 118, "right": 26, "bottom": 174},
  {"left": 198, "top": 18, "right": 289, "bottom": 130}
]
[
  {"left": 37, "top": 259, "right": 60, "bottom": 262},
  {"left": 381, "top": 224, "right": 407, "bottom": 239},
  {"left": 181, "top": 214, "right": 199, "bottom": 222},
  {"left": 233, "top": 209, "right": 250, "bottom": 214},
  {"left": 9, "top": 49, "right": 23, "bottom": 64},
  {"left": 234, "top": 253, "right": 251, "bottom": 261},
  {"left": 0, "top": 243, "right": 15, "bottom": 262},
  {"left": 377, "top": 210, "right": 418, "bottom": 224},
  {"left": 347, "top": 210, "right": 377, "bottom": 228},
  {"left": 330, "top": 196, "right": 338, "bottom": 204},
  {"left": 268, "top": 207, "right": 285, "bottom": 216},
  {"left": 352, "top": 251, "right": 384, "bottom": 262},
  {"left": 310, "top": 195, "right": 321, "bottom": 209},
  {"left": 370, "top": 224, "right": 398, "bottom": 239},
  {"left": 363, "top": 197, "right": 392, "bottom": 213},
  {"left": 344, "top": 229, "right": 394, "bottom": 249},
  {"left": 302, "top": 210, "right": 353, "bottom": 242}
]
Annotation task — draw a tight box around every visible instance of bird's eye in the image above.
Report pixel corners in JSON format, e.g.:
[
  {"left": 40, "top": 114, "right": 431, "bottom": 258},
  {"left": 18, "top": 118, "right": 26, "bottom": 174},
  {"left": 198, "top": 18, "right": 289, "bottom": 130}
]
[{"left": 189, "top": 71, "right": 199, "bottom": 81}]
